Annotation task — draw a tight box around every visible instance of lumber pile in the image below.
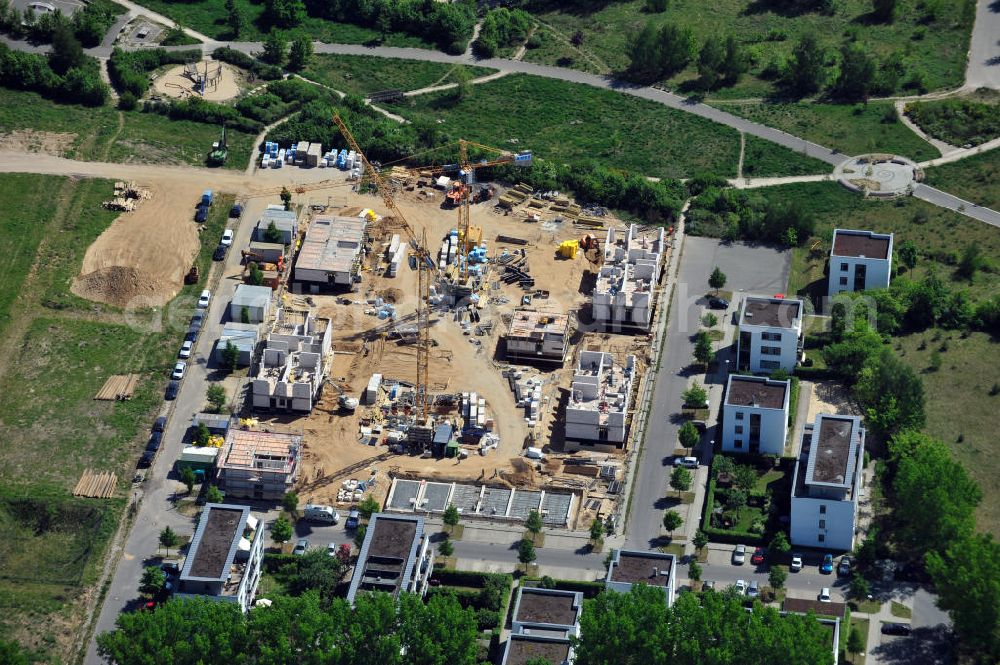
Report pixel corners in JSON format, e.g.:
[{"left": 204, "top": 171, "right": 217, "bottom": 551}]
[
  {"left": 73, "top": 469, "right": 117, "bottom": 498},
  {"left": 95, "top": 374, "right": 141, "bottom": 401}
]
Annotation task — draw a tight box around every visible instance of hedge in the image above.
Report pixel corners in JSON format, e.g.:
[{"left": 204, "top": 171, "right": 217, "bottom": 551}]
[
  {"left": 429, "top": 569, "right": 511, "bottom": 589},
  {"left": 700, "top": 463, "right": 766, "bottom": 546},
  {"left": 522, "top": 577, "right": 607, "bottom": 598},
  {"left": 212, "top": 47, "right": 284, "bottom": 81},
  {"left": 262, "top": 552, "right": 299, "bottom": 573},
  {"left": 793, "top": 366, "right": 840, "bottom": 381}
]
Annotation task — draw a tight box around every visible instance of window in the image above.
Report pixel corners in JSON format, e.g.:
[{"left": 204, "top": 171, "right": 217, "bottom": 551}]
[
  {"left": 839, "top": 277, "right": 848, "bottom": 286},
  {"left": 734, "top": 440, "right": 743, "bottom": 449},
  {"left": 762, "top": 332, "right": 782, "bottom": 342},
  {"left": 819, "top": 519, "right": 826, "bottom": 529},
  {"left": 761, "top": 346, "right": 781, "bottom": 355},
  {"left": 840, "top": 262, "right": 848, "bottom": 271},
  {"left": 819, "top": 505, "right": 827, "bottom": 514},
  {"left": 735, "top": 425, "right": 744, "bottom": 434},
  {"left": 735, "top": 412, "right": 744, "bottom": 421},
  {"left": 818, "top": 534, "right": 825, "bottom": 543}
]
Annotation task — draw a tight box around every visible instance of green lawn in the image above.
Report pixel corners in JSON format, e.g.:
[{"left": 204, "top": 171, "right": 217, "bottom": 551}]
[
  {"left": 924, "top": 148, "right": 1000, "bottom": 211},
  {"left": 0, "top": 88, "right": 256, "bottom": 170},
  {"left": 720, "top": 101, "right": 939, "bottom": 160},
  {"left": 890, "top": 601, "right": 912, "bottom": 619},
  {"left": 520, "top": 25, "right": 607, "bottom": 75},
  {"left": 779, "top": 182, "right": 1000, "bottom": 307},
  {"left": 302, "top": 55, "right": 495, "bottom": 97},
  {"left": 894, "top": 331, "right": 999, "bottom": 535},
  {"left": 741, "top": 134, "right": 831, "bottom": 177},
  {"left": 388, "top": 73, "right": 742, "bottom": 178},
  {"left": 524, "top": 0, "right": 973, "bottom": 96},
  {"left": 844, "top": 616, "right": 870, "bottom": 665}
]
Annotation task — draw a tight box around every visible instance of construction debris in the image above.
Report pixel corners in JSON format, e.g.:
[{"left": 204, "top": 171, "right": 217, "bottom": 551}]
[
  {"left": 73, "top": 469, "right": 117, "bottom": 498},
  {"left": 94, "top": 374, "right": 141, "bottom": 400},
  {"left": 103, "top": 181, "right": 151, "bottom": 211}
]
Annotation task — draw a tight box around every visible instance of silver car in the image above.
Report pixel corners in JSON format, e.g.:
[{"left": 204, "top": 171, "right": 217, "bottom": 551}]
[{"left": 732, "top": 544, "right": 746, "bottom": 565}]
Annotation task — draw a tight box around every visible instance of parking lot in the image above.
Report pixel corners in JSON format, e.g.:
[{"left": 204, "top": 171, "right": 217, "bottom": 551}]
[{"left": 10, "top": 0, "right": 83, "bottom": 17}]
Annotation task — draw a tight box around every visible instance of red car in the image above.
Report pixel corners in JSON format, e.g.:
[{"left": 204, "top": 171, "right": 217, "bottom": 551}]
[{"left": 751, "top": 547, "right": 766, "bottom": 565}]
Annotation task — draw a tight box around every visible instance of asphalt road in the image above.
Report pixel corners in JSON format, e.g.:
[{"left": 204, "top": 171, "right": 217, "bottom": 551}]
[
  {"left": 623, "top": 237, "right": 791, "bottom": 550},
  {"left": 913, "top": 184, "right": 1000, "bottom": 228},
  {"left": 965, "top": 0, "right": 1000, "bottom": 90}
]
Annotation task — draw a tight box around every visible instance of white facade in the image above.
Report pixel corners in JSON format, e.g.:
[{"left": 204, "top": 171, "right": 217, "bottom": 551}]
[
  {"left": 828, "top": 229, "right": 893, "bottom": 297},
  {"left": 790, "top": 415, "right": 866, "bottom": 552},
  {"left": 346, "top": 513, "right": 434, "bottom": 603},
  {"left": 564, "top": 351, "right": 636, "bottom": 449},
  {"left": 592, "top": 224, "right": 665, "bottom": 330},
  {"left": 721, "top": 375, "right": 790, "bottom": 455},
  {"left": 251, "top": 309, "right": 332, "bottom": 412},
  {"left": 737, "top": 296, "right": 803, "bottom": 374}
]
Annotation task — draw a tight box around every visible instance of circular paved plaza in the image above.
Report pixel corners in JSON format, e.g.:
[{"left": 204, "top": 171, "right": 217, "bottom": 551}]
[{"left": 834, "top": 154, "right": 921, "bottom": 197}]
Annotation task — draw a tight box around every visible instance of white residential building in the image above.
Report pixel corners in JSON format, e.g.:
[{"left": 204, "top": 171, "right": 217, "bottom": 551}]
[
  {"left": 176, "top": 503, "right": 263, "bottom": 613},
  {"left": 251, "top": 308, "right": 332, "bottom": 412},
  {"left": 564, "top": 351, "right": 636, "bottom": 451},
  {"left": 294, "top": 215, "right": 366, "bottom": 287},
  {"left": 592, "top": 224, "right": 665, "bottom": 331},
  {"left": 828, "top": 229, "right": 893, "bottom": 297},
  {"left": 216, "top": 429, "right": 301, "bottom": 500},
  {"left": 737, "top": 296, "right": 803, "bottom": 374},
  {"left": 502, "top": 588, "right": 582, "bottom": 665},
  {"left": 790, "top": 414, "right": 866, "bottom": 552},
  {"left": 605, "top": 549, "right": 676, "bottom": 606},
  {"left": 504, "top": 309, "right": 570, "bottom": 365},
  {"left": 346, "top": 513, "right": 433, "bottom": 603},
  {"left": 721, "top": 375, "right": 790, "bottom": 455}
]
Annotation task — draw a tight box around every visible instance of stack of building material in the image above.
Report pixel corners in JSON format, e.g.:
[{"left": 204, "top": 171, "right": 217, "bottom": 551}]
[
  {"left": 73, "top": 469, "right": 118, "bottom": 498},
  {"left": 94, "top": 374, "right": 141, "bottom": 400}
]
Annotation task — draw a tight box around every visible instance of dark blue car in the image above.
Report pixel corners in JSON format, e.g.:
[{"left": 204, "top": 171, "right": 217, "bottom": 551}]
[{"left": 820, "top": 553, "right": 834, "bottom": 574}]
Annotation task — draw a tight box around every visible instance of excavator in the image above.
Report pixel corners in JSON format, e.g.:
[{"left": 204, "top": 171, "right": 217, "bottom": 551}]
[{"left": 208, "top": 125, "right": 228, "bottom": 166}]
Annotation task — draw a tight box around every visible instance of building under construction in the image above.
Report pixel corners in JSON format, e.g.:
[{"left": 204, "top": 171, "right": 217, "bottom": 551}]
[{"left": 294, "top": 215, "right": 367, "bottom": 288}]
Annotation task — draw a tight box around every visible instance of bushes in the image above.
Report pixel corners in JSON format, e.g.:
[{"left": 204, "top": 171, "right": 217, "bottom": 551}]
[
  {"left": 0, "top": 43, "right": 107, "bottom": 106},
  {"left": 108, "top": 48, "right": 200, "bottom": 97},
  {"left": 212, "top": 47, "right": 284, "bottom": 81},
  {"left": 236, "top": 79, "right": 322, "bottom": 124},
  {"left": 686, "top": 186, "right": 815, "bottom": 245},
  {"left": 0, "top": 0, "right": 122, "bottom": 47},
  {"left": 906, "top": 98, "right": 1000, "bottom": 147},
  {"left": 145, "top": 95, "right": 262, "bottom": 133},
  {"left": 474, "top": 8, "right": 532, "bottom": 57}
]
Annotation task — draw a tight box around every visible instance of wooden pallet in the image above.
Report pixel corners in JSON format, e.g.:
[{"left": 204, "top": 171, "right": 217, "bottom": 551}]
[
  {"left": 73, "top": 469, "right": 117, "bottom": 498},
  {"left": 94, "top": 374, "right": 141, "bottom": 400}
]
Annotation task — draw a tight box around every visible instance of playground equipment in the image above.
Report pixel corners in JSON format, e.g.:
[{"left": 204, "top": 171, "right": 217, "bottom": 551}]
[{"left": 183, "top": 61, "right": 223, "bottom": 96}]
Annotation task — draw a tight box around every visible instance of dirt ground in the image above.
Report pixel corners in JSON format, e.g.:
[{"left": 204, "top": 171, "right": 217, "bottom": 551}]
[
  {"left": 0, "top": 129, "right": 76, "bottom": 156},
  {"left": 151, "top": 62, "right": 245, "bottom": 102},
  {"left": 805, "top": 380, "right": 858, "bottom": 422},
  {"left": 72, "top": 181, "right": 203, "bottom": 307}
]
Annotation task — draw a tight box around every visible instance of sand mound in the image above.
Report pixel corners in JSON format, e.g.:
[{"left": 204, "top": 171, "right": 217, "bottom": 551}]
[
  {"left": 73, "top": 266, "right": 162, "bottom": 308},
  {"left": 151, "top": 61, "right": 246, "bottom": 102}
]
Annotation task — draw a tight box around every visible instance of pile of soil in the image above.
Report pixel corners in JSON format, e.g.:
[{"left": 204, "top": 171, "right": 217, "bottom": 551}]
[{"left": 73, "top": 266, "right": 162, "bottom": 307}]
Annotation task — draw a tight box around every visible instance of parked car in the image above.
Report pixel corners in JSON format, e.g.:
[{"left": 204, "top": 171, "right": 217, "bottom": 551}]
[
  {"left": 820, "top": 553, "right": 834, "bottom": 574},
  {"left": 708, "top": 297, "right": 729, "bottom": 310},
  {"left": 732, "top": 544, "right": 746, "bottom": 565},
  {"left": 327, "top": 543, "right": 338, "bottom": 557},
  {"left": 230, "top": 204, "right": 243, "bottom": 218},
  {"left": 734, "top": 579, "right": 747, "bottom": 595},
  {"left": 751, "top": 547, "right": 766, "bottom": 566},
  {"left": 747, "top": 580, "right": 760, "bottom": 598},
  {"left": 137, "top": 450, "right": 155, "bottom": 469},
  {"left": 221, "top": 229, "right": 234, "bottom": 247},
  {"left": 197, "top": 290, "right": 211, "bottom": 308},
  {"left": 213, "top": 245, "right": 228, "bottom": 261},
  {"left": 194, "top": 205, "right": 208, "bottom": 223},
  {"left": 838, "top": 556, "right": 853, "bottom": 577},
  {"left": 701, "top": 580, "right": 715, "bottom": 592},
  {"left": 179, "top": 340, "right": 193, "bottom": 359},
  {"left": 189, "top": 313, "right": 204, "bottom": 334},
  {"left": 292, "top": 539, "right": 309, "bottom": 556},
  {"left": 673, "top": 456, "right": 699, "bottom": 469},
  {"left": 171, "top": 361, "right": 186, "bottom": 380},
  {"left": 790, "top": 554, "right": 803, "bottom": 572},
  {"left": 345, "top": 509, "right": 361, "bottom": 530},
  {"left": 819, "top": 587, "right": 831, "bottom": 602},
  {"left": 881, "top": 622, "right": 912, "bottom": 636},
  {"left": 153, "top": 416, "right": 167, "bottom": 432},
  {"left": 165, "top": 380, "right": 180, "bottom": 400},
  {"left": 161, "top": 561, "right": 180, "bottom": 575},
  {"left": 146, "top": 431, "right": 162, "bottom": 452}
]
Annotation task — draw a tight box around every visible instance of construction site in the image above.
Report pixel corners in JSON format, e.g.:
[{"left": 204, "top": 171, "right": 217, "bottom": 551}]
[{"left": 255, "top": 126, "right": 676, "bottom": 532}]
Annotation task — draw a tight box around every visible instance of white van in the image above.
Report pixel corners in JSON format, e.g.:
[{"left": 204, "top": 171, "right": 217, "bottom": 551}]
[{"left": 303, "top": 504, "right": 339, "bottom": 524}]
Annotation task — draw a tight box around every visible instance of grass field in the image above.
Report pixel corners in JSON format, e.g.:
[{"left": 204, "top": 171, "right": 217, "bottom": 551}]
[
  {"left": 924, "top": 148, "right": 1000, "bottom": 211},
  {"left": 893, "top": 331, "right": 998, "bottom": 534},
  {"left": 741, "top": 134, "right": 831, "bottom": 177},
  {"left": 720, "top": 101, "right": 939, "bottom": 160},
  {"left": 524, "top": 0, "right": 973, "bottom": 96},
  {"left": 0, "top": 88, "right": 256, "bottom": 170},
  {"left": 904, "top": 91, "right": 1000, "bottom": 148},
  {"left": 781, "top": 182, "right": 1000, "bottom": 307},
  {"left": 302, "top": 55, "right": 495, "bottom": 97},
  {"left": 388, "top": 73, "right": 745, "bottom": 178}
]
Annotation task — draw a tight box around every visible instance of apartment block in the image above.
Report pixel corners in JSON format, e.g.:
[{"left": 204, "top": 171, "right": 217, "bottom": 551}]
[
  {"left": 346, "top": 513, "right": 433, "bottom": 603},
  {"left": 502, "top": 587, "right": 583, "bottom": 665},
  {"left": 251, "top": 308, "right": 332, "bottom": 412},
  {"left": 721, "top": 375, "right": 790, "bottom": 455},
  {"left": 592, "top": 224, "right": 665, "bottom": 331},
  {"left": 605, "top": 549, "right": 676, "bottom": 606},
  {"left": 828, "top": 229, "right": 893, "bottom": 297},
  {"left": 564, "top": 351, "right": 636, "bottom": 452},
  {"left": 216, "top": 429, "right": 301, "bottom": 501},
  {"left": 737, "top": 296, "right": 803, "bottom": 373},
  {"left": 504, "top": 310, "right": 570, "bottom": 365}
]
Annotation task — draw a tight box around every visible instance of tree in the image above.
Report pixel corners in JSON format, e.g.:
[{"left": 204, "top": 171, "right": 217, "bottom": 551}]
[
  {"left": 769, "top": 566, "right": 787, "bottom": 590},
  {"left": 732, "top": 464, "right": 757, "bottom": 493},
  {"left": 693, "top": 530, "right": 709, "bottom": 551},
  {"left": 139, "top": 565, "right": 166, "bottom": 596},
  {"left": 657, "top": 23, "right": 695, "bottom": 76},
  {"left": 678, "top": 420, "right": 700, "bottom": 448},
  {"left": 287, "top": 34, "right": 313, "bottom": 72},
  {"left": 279, "top": 186, "right": 292, "bottom": 209},
  {"left": 262, "top": 31, "right": 287, "bottom": 66},
  {"left": 0, "top": 640, "right": 30, "bottom": 665},
  {"left": 855, "top": 347, "right": 926, "bottom": 437},
  {"left": 709, "top": 266, "right": 727, "bottom": 293},
  {"left": 849, "top": 573, "right": 871, "bottom": 599},
  {"left": 697, "top": 37, "right": 725, "bottom": 90},
  {"left": 694, "top": 331, "right": 714, "bottom": 367},
  {"left": 206, "top": 384, "right": 227, "bottom": 413},
  {"left": 702, "top": 312, "right": 718, "bottom": 327},
  {"left": 714, "top": 455, "right": 735, "bottom": 476},
  {"left": 357, "top": 495, "right": 380, "bottom": 520},
  {"left": 194, "top": 422, "right": 211, "bottom": 446},
  {"left": 450, "top": 64, "right": 472, "bottom": 100},
  {"left": 957, "top": 242, "right": 982, "bottom": 280},
  {"left": 443, "top": 503, "right": 460, "bottom": 528},
  {"left": 282, "top": 491, "right": 298, "bottom": 514},
  {"left": 834, "top": 44, "right": 876, "bottom": 101},
  {"left": 645, "top": 0, "right": 668, "bottom": 11},
  {"left": 670, "top": 466, "right": 692, "bottom": 496},
  {"left": 688, "top": 561, "right": 702, "bottom": 582},
  {"left": 271, "top": 515, "right": 293, "bottom": 544},
  {"left": 353, "top": 523, "right": 367, "bottom": 549},
  {"left": 526, "top": 509, "right": 543, "bottom": 539},
  {"left": 682, "top": 383, "right": 708, "bottom": 407},
  {"left": 264, "top": 220, "right": 282, "bottom": 243},
  {"left": 205, "top": 484, "right": 224, "bottom": 504},
  {"left": 397, "top": 591, "right": 479, "bottom": 665},
  {"left": 926, "top": 533, "right": 1000, "bottom": 662},
  {"left": 518, "top": 538, "right": 536, "bottom": 568},
  {"left": 222, "top": 339, "right": 240, "bottom": 370},
  {"left": 248, "top": 262, "right": 264, "bottom": 286},
  {"left": 263, "top": 0, "right": 303, "bottom": 29},
  {"left": 180, "top": 466, "right": 196, "bottom": 493},
  {"left": 871, "top": 0, "right": 897, "bottom": 22},
  {"left": 438, "top": 537, "right": 454, "bottom": 557},
  {"left": 159, "top": 525, "right": 178, "bottom": 553},
  {"left": 787, "top": 33, "right": 824, "bottom": 95},
  {"left": 240, "top": 306, "right": 251, "bottom": 324},
  {"left": 847, "top": 626, "right": 865, "bottom": 656},
  {"left": 225, "top": 0, "right": 244, "bottom": 38},
  {"left": 626, "top": 22, "right": 661, "bottom": 82},
  {"left": 769, "top": 531, "right": 791, "bottom": 556},
  {"left": 589, "top": 518, "right": 604, "bottom": 543},
  {"left": 897, "top": 240, "right": 919, "bottom": 272},
  {"left": 289, "top": 549, "right": 346, "bottom": 604},
  {"left": 49, "top": 22, "right": 84, "bottom": 75},
  {"left": 662, "top": 510, "right": 683, "bottom": 537},
  {"left": 721, "top": 35, "right": 748, "bottom": 84}
]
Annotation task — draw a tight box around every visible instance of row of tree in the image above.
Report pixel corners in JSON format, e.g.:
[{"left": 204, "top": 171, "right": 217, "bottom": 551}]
[{"left": 0, "top": 37, "right": 108, "bottom": 106}]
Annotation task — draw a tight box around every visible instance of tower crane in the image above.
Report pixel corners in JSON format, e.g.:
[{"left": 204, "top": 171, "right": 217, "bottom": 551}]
[{"left": 332, "top": 113, "right": 434, "bottom": 421}]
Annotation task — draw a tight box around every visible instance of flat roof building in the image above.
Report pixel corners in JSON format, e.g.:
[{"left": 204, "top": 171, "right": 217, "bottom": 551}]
[
  {"left": 721, "top": 375, "right": 790, "bottom": 455},
  {"left": 504, "top": 309, "right": 570, "bottom": 365},
  {"left": 294, "top": 215, "right": 366, "bottom": 286},
  {"left": 216, "top": 428, "right": 301, "bottom": 501},
  {"left": 229, "top": 284, "right": 272, "bottom": 324},
  {"left": 737, "top": 295, "right": 803, "bottom": 374},
  {"left": 176, "top": 503, "right": 263, "bottom": 613},
  {"left": 251, "top": 308, "right": 332, "bottom": 413},
  {"left": 214, "top": 322, "right": 259, "bottom": 367},
  {"left": 346, "top": 513, "right": 433, "bottom": 603},
  {"left": 605, "top": 549, "right": 676, "bottom": 605},
  {"left": 829, "top": 229, "right": 893, "bottom": 297},
  {"left": 255, "top": 208, "right": 297, "bottom": 245},
  {"left": 564, "top": 351, "right": 636, "bottom": 452},
  {"left": 592, "top": 224, "right": 666, "bottom": 331}
]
